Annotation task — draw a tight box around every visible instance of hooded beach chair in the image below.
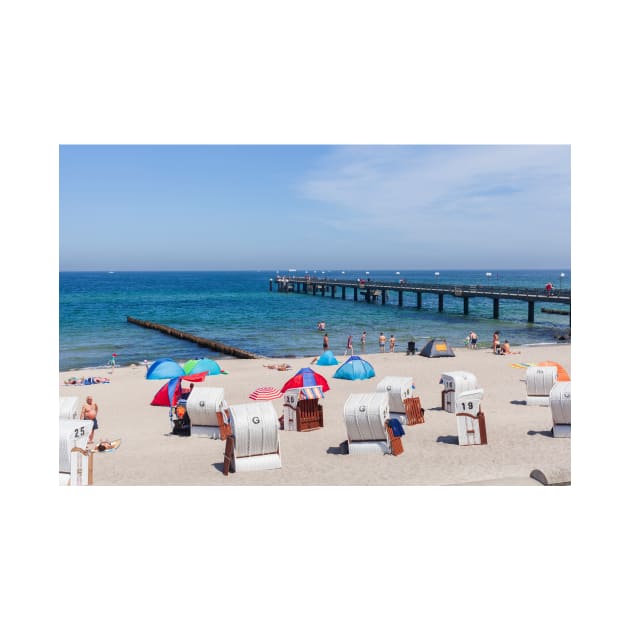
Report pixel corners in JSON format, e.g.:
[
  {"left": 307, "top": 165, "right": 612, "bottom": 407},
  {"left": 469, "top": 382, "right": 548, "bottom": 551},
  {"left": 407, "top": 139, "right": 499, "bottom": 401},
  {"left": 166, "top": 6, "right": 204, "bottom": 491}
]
[
  {"left": 343, "top": 392, "right": 404, "bottom": 455},
  {"left": 455, "top": 389, "right": 487, "bottom": 446},
  {"left": 223, "top": 402, "right": 281, "bottom": 473},
  {"left": 376, "top": 376, "right": 424, "bottom": 425},
  {"left": 525, "top": 365, "right": 558, "bottom": 406},
  {"left": 281, "top": 386, "right": 324, "bottom": 431},
  {"left": 59, "top": 419, "right": 94, "bottom": 485},
  {"left": 549, "top": 381, "right": 571, "bottom": 437}
]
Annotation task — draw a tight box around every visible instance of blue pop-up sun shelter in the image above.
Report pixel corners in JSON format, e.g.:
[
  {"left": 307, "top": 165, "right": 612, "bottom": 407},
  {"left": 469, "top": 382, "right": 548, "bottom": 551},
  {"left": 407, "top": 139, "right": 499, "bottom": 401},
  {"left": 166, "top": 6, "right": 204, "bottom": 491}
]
[
  {"left": 316, "top": 350, "right": 339, "bottom": 366},
  {"left": 184, "top": 358, "right": 222, "bottom": 375},
  {"left": 146, "top": 358, "right": 185, "bottom": 379},
  {"left": 333, "top": 355, "right": 376, "bottom": 380}
]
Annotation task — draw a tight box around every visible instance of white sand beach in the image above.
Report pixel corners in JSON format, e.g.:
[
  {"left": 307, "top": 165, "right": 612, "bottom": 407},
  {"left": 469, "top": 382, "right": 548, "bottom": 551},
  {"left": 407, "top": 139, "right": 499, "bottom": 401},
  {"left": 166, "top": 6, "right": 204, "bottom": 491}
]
[{"left": 59, "top": 344, "right": 570, "bottom": 486}]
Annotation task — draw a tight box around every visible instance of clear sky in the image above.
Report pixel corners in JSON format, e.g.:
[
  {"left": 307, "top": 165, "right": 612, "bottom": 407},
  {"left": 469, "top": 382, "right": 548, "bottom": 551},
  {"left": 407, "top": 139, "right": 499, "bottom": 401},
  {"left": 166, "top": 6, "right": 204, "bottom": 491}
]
[{"left": 59, "top": 144, "right": 570, "bottom": 271}]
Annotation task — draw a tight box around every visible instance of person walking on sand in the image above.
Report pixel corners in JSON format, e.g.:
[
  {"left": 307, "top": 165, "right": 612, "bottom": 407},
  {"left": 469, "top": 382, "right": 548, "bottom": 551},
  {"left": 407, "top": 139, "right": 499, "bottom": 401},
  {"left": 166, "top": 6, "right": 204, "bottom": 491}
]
[
  {"left": 345, "top": 335, "right": 353, "bottom": 355},
  {"left": 389, "top": 334, "right": 396, "bottom": 352},
  {"left": 323, "top": 333, "right": 329, "bottom": 351},
  {"left": 469, "top": 331, "right": 478, "bottom": 349},
  {"left": 80, "top": 394, "right": 99, "bottom": 445},
  {"left": 379, "top": 332, "right": 386, "bottom": 352}
]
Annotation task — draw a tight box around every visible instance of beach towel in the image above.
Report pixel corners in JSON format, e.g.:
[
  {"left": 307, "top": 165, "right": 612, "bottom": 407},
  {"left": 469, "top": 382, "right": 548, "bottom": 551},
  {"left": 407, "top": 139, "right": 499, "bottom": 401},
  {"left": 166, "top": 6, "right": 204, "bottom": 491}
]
[
  {"left": 387, "top": 418, "right": 405, "bottom": 437},
  {"left": 511, "top": 363, "right": 537, "bottom": 368}
]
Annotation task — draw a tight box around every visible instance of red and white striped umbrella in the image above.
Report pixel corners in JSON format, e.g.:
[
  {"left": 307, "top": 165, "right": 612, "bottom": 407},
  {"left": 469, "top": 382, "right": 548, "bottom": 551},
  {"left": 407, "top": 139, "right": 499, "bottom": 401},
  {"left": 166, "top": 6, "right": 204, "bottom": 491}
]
[{"left": 249, "top": 386, "right": 283, "bottom": 401}]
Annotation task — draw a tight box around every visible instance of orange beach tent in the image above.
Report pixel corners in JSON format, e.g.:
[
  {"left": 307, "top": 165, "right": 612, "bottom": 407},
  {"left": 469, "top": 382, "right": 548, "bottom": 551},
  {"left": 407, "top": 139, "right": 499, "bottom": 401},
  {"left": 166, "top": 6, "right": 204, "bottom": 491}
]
[{"left": 538, "top": 361, "right": 570, "bottom": 381}]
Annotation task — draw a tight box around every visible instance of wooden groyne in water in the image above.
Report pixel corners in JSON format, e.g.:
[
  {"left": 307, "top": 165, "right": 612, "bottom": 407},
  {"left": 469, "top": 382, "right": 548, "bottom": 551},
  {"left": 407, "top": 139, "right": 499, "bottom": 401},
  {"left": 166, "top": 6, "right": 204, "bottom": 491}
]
[{"left": 126, "top": 316, "right": 262, "bottom": 359}]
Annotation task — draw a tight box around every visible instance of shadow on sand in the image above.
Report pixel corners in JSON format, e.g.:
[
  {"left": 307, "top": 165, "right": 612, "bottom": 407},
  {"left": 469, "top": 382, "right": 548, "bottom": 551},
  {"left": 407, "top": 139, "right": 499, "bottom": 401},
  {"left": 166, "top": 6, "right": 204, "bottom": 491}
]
[
  {"left": 327, "top": 441, "right": 348, "bottom": 455},
  {"left": 527, "top": 429, "right": 554, "bottom": 438},
  {"left": 437, "top": 435, "right": 459, "bottom": 445}
]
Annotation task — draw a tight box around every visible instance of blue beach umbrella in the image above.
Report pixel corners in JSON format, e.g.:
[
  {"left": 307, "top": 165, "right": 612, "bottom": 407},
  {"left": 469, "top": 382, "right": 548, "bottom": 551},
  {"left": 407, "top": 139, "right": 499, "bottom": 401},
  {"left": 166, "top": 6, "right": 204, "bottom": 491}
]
[
  {"left": 146, "top": 358, "right": 185, "bottom": 379},
  {"left": 333, "top": 355, "right": 376, "bottom": 380}
]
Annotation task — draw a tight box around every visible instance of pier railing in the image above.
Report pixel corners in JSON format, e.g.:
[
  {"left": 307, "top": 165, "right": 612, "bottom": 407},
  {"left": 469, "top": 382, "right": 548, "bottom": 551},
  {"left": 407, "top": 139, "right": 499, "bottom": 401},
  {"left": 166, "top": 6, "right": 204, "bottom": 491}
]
[{"left": 272, "top": 276, "right": 571, "bottom": 323}]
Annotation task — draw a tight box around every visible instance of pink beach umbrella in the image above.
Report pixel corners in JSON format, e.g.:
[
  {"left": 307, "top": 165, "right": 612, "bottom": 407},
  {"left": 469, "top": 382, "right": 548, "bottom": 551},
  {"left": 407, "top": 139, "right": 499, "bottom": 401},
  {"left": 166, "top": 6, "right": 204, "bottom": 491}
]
[{"left": 249, "top": 386, "right": 283, "bottom": 401}]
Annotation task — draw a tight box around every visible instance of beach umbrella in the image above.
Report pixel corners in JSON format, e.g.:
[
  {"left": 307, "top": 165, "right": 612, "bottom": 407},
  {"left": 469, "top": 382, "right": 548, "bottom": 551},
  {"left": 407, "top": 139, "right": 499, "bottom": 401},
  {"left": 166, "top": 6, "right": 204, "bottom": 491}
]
[
  {"left": 146, "top": 358, "right": 185, "bottom": 379},
  {"left": 333, "top": 355, "right": 375, "bottom": 380},
  {"left": 316, "top": 350, "right": 339, "bottom": 366},
  {"left": 150, "top": 372, "right": 208, "bottom": 406},
  {"left": 184, "top": 358, "right": 222, "bottom": 375},
  {"left": 281, "top": 367, "right": 330, "bottom": 393},
  {"left": 248, "top": 386, "right": 283, "bottom": 401}
]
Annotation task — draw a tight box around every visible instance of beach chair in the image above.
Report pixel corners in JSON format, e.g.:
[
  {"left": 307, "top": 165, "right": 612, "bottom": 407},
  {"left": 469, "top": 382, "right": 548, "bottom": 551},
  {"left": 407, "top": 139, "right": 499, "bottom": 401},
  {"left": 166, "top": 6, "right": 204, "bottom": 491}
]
[
  {"left": 455, "top": 389, "right": 487, "bottom": 446},
  {"left": 59, "top": 396, "right": 80, "bottom": 420},
  {"left": 59, "top": 419, "right": 94, "bottom": 485},
  {"left": 525, "top": 365, "right": 558, "bottom": 406},
  {"left": 226, "top": 402, "right": 281, "bottom": 472},
  {"left": 376, "top": 376, "right": 424, "bottom": 425},
  {"left": 282, "top": 386, "right": 324, "bottom": 431},
  {"left": 185, "top": 386, "right": 230, "bottom": 439},
  {"left": 440, "top": 371, "right": 479, "bottom": 413},
  {"left": 344, "top": 392, "right": 403, "bottom": 455},
  {"left": 549, "top": 381, "right": 571, "bottom": 437}
]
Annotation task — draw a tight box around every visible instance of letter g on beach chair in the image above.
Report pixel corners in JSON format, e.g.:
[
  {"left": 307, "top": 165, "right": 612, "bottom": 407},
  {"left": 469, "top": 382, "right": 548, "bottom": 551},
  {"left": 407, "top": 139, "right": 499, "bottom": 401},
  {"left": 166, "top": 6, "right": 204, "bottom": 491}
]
[{"left": 343, "top": 393, "right": 403, "bottom": 455}]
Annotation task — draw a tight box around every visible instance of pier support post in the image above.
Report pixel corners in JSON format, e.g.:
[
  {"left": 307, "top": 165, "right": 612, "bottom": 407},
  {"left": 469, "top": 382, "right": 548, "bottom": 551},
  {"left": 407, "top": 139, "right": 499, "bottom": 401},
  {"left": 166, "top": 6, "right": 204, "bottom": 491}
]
[
  {"left": 341, "top": 286, "right": 346, "bottom": 300},
  {"left": 528, "top": 301, "right": 535, "bottom": 323},
  {"left": 382, "top": 291, "right": 387, "bottom": 305},
  {"left": 398, "top": 290, "right": 403, "bottom": 306},
  {"left": 463, "top": 296, "right": 469, "bottom": 315},
  {"left": 331, "top": 286, "right": 336, "bottom": 298},
  {"left": 269, "top": 279, "right": 273, "bottom": 291},
  {"left": 320, "top": 284, "right": 325, "bottom": 296},
  {"left": 417, "top": 292, "right": 422, "bottom": 309},
  {"left": 493, "top": 298, "right": 500, "bottom": 319},
  {"left": 354, "top": 287, "right": 358, "bottom": 301},
  {"left": 438, "top": 294, "right": 444, "bottom": 312}
]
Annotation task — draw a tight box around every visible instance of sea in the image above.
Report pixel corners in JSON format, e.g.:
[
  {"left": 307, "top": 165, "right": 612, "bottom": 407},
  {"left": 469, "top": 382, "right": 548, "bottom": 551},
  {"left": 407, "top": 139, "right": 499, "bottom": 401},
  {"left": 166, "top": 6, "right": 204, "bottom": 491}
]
[{"left": 59, "top": 269, "right": 571, "bottom": 371}]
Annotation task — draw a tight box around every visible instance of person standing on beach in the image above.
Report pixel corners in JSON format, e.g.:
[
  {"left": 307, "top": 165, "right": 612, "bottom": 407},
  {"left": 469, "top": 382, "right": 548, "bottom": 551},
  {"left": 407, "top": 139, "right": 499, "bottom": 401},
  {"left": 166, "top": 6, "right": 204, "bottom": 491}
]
[
  {"left": 469, "top": 331, "right": 478, "bottom": 349},
  {"left": 80, "top": 395, "right": 99, "bottom": 445},
  {"left": 323, "top": 333, "right": 329, "bottom": 351},
  {"left": 360, "top": 331, "right": 367, "bottom": 350},
  {"left": 379, "top": 332, "right": 386, "bottom": 352},
  {"left": 345, "top": 335, "right": 353, "bottom": 355},
  {"left": 389, "top": 334, "right": 396, "bottom": 352}
]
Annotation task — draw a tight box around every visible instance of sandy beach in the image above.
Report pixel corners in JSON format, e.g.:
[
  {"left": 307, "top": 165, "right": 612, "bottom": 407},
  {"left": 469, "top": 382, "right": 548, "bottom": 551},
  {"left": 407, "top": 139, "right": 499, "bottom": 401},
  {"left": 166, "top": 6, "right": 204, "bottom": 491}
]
[{"left": 59, "top": 343, "right": 570, "bottom": 486}]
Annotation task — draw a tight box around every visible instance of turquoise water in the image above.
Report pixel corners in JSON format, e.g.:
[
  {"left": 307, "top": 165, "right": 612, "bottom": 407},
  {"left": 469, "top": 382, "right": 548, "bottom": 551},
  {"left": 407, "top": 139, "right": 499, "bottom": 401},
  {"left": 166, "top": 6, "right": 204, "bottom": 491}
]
[{"left": 59, "top": 269, "right": 571, "bottom": 371}]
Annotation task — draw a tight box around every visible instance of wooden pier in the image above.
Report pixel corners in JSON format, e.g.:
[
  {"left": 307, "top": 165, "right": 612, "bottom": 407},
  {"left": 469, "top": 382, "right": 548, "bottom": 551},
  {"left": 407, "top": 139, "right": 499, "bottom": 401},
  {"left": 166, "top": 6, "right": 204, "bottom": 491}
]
[
  {"left": 127, "top": 316, "right": 262, "bottom": 359},
  {"left": 270, "top": 276, "right": 571, "bottom": 324}
]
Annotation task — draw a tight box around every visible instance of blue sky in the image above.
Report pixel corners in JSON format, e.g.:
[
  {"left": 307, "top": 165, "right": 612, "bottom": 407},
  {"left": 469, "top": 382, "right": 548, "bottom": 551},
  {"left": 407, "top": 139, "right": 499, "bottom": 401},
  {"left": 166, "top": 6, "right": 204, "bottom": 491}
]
[{"left": 59, "top": 144, "right": 570, "bottom": 271}]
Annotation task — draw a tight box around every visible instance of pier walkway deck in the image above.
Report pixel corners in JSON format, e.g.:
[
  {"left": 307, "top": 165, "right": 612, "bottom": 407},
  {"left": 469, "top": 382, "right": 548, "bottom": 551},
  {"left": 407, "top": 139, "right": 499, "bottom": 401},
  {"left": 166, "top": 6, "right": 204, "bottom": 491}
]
[{"left": 271, "top": 276, "right": 571, "bottom": 323}]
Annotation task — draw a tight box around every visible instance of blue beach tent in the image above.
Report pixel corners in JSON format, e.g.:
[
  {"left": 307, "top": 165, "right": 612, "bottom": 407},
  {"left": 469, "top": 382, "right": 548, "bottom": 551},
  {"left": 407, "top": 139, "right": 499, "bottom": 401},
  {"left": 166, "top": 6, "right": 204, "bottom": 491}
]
[
  {"left": 184, "top": 358, "right": 222, "bottom": 375},
  {"left": 333, "top": 355, "right": 376, "bottom": 380},
  {"left": 316, "top": 350, "right": 339, "bottom": 366},
  {"left": 146, "top": 358, "right": 185, "bottom": 379}
]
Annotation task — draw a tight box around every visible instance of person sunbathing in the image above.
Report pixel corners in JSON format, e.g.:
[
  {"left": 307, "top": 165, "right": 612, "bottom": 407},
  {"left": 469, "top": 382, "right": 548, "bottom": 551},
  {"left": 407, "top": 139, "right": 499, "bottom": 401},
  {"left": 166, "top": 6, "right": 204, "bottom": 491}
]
[
  {"left": 500, "top": 340, "right": 520, "bottom": 355},
  {"left": 64, "top": 377, "right": 84, "bottom": 385}
]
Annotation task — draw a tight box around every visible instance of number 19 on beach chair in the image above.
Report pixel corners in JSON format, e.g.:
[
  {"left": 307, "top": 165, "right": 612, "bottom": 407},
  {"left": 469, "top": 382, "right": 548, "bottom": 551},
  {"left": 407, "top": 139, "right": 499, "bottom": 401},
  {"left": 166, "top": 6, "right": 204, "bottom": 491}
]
[{"left": 455, "top": 389, "right": 487, "bottom": 446}]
